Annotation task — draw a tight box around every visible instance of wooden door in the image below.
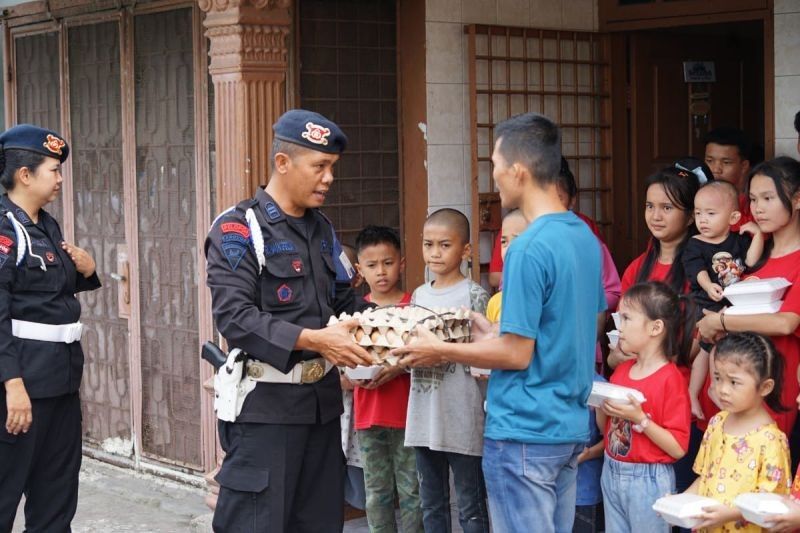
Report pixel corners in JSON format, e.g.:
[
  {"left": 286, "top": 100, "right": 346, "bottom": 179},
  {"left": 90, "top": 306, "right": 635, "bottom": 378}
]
[{"left": 620, "top": 23, "right": 764, "bottom": 266}]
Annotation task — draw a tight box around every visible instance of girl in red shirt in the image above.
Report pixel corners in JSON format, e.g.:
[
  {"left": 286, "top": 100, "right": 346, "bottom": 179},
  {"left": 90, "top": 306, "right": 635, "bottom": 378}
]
[
  {"left": 612, "top": 167, "right": 701, "bottom": 368},
  {"left": 598, "top": 282, "right": 695, "bottom": 533},
  {"left": 698, "top": 158, "right": 800, "bottom": 436}
]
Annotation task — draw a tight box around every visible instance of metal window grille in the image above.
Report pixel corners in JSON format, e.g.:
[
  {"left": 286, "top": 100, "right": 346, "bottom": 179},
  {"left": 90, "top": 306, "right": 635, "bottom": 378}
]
[
  {"left": 298, "top": 0, "right": 400, "bottom": 247},
  {"left": 466, "top": 25, "right": 612, "bottom": 274}
]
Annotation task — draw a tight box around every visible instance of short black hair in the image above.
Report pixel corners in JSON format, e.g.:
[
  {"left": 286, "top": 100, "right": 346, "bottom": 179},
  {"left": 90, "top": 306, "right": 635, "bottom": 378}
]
[
  {"left": 704, "top": 127, "right": 752, "bottom": 161},
  {"left": 424, "top": 208, "right": 470, "bottom": 244},
  {"left": 494, "top": 113, "right": 561, "bottom": 186},
  {"left": 795, "top": 110, "right": 800, "bottom": 135},
  {"left": 0, "top": 148, "right": 48, "bottom": 191},
  {"left": 270, "top": 138, "right": 306, "bottom": 169},
  {"left": 355, "top": 225, "right": 402, "bottom": 256}
]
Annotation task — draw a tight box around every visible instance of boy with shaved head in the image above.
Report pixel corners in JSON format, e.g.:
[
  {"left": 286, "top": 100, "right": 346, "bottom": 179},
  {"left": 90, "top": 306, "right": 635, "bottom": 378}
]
[
  {"left": 683, "top": 180, "right": 765, "bottom": 419},
  {"left": 404, "top": 207, "right": 491, "bottom": 533}
]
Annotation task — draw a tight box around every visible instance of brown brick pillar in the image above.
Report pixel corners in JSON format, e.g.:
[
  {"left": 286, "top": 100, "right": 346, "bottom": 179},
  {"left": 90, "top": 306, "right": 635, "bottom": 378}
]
[
  {"left": 199, "top": 0, "right": 292, "bottom": 209},
  {"left": 197, "top": 0, "right": 292, "bottom": 509}
]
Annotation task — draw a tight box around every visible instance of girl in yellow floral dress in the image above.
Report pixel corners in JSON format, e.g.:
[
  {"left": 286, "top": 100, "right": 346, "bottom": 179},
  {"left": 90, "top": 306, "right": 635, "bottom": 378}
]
[{"left": 685, "top": 332, "right": 791, "bottom": 532}]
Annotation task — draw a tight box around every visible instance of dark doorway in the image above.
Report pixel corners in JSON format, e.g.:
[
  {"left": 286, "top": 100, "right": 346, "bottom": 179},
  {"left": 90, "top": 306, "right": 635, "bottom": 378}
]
[{"left": 612, "top": 20, "right": 765, "bottom": 268}]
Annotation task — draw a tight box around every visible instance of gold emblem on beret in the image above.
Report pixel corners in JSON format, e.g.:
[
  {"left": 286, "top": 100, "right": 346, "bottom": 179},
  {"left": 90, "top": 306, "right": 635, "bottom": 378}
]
[
  {"left": 301, "top": 122, "right": 331, "bottom": 146},
  {"left": 43, "top": 134, "right": 65, "bottom": 155}
]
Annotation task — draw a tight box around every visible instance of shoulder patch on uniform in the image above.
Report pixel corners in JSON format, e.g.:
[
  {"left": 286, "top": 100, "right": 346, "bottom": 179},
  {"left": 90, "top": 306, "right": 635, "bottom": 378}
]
[
  {"left": 265, "top": 240, "right": 297, "bottom": 257},
  {"left": 0, "top": 235, "right": 13, "bottom": 255},
  {"left": 221, "top": 222, "right": 250, "bottom": 238},
  {"left": 320, "top": 239, "right": 330, "bottom": 254},
  {"left": 222, "top": 242, "right": 248, "bottom": 271},
  {"left": 265, "top": 202, "right": 281, "bottom": 221}
]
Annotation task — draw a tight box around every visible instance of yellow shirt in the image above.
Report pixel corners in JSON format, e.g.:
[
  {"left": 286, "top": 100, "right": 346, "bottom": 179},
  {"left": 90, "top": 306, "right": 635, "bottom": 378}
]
[
  {"left": 693, "top": 411, "right": 791, "bottom": 533},
  {"left": 486, "top": 292, "right": 502, "bottom": 323}
]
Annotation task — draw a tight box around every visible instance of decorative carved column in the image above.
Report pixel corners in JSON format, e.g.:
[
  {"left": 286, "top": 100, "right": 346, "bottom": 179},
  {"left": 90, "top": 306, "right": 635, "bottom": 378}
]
[
  {"left": 199, "top": 0, "right": 292, "bottom": 209},
  {"left": 197, "top": 0, "right": 292, "bottom": 510}
]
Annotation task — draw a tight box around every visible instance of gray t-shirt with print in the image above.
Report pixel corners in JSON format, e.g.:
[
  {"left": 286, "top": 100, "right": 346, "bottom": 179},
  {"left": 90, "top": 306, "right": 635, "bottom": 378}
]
[{"left": 404, "top": 278, "right": 489, "bottom": 456}]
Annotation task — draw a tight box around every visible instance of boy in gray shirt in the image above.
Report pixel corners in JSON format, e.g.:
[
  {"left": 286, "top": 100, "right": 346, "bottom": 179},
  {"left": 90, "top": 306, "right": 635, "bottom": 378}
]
[{"left": 405, "top": 208, "right": 490, "bottom": 533}]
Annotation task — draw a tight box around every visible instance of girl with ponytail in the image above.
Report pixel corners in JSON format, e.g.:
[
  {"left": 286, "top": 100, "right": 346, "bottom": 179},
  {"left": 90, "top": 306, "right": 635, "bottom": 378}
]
[
  {"left": 597, "top": 281, "right": 695, "bottom": 532},
  {"left": 684, "top": 332, "right": 791, "bottom": 532}
]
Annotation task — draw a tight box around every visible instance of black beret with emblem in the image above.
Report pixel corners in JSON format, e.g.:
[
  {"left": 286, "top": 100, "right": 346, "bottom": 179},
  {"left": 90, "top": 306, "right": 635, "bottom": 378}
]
[
  {"left": 273, "top": 109, "right": 347, "bottom": 155},
  {"left": 0, "top": 124, "right": 70, "bottom": 163}
]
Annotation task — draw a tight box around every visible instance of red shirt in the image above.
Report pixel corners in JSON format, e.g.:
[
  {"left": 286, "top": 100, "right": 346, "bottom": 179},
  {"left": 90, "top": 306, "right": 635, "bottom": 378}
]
[
  {"left": 620, "top": 252, "right": 673, "bottom": 294},
  {"left": 605, "top": 360, "right": 691, "bottom": 464},
  {"left": 353, "top": 292, "right": 412, "bottom": 430},
  {"left": 730, "top": 193, "right": 753, "bottom": 233}
]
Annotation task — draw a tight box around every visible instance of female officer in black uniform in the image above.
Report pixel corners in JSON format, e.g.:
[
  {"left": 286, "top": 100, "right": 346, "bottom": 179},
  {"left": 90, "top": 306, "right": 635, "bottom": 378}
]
[{"left": 0, "top": 124, "right": 101, "bottom": 532}]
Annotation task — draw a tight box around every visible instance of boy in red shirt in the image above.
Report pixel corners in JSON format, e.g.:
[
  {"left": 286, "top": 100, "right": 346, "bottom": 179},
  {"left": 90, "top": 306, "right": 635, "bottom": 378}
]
[{"left": 352, "top": 225, "right": 423, "bottom": 532}]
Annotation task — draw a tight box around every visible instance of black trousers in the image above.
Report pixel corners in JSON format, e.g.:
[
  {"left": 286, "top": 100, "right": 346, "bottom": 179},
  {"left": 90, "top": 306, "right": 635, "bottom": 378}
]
[
  {"left": 0, "top": 392, "right": 82, "bottom": 533},
  {"left": 212, "top": 417, "right": 345, "bottom": 533}
]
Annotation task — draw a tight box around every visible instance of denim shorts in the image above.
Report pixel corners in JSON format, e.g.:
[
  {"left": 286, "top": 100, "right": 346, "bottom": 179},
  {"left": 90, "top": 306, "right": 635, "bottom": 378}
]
[{"left": 600, "top": 454, "right": 674, "bottom": 533}]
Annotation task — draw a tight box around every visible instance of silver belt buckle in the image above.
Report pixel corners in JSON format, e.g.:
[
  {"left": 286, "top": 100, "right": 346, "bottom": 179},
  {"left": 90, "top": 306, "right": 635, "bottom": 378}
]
[{"left": 300, "top": 360, "right": 325, "bottom": 384}]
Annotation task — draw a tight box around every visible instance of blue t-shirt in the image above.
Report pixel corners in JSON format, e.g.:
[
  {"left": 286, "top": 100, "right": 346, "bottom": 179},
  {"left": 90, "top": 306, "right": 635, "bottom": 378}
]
[
  {"left": 576, "top": 374, "right": 605, "bottom": 506},
  {"left": 486, "top": 211, "right": 605, "bottom": 444}
]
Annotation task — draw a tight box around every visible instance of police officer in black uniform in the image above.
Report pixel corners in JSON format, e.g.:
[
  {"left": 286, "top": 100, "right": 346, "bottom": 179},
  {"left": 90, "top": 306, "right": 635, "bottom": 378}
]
[
  {"left": 0, "top": 124, "right": 101, "bottom": 531},
  {"left": 205, "top": 110, "right": 374, "bottom": 532}
]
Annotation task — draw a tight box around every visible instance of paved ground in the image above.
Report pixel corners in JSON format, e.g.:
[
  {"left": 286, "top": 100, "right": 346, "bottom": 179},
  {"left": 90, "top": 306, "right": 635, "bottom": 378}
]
[{"left": 10, "top": 456, "right": 436, "bottom": 532}]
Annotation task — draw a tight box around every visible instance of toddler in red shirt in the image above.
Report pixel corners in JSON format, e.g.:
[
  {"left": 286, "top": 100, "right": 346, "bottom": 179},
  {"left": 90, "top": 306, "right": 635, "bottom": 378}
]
[
  {"left": 350, "top": 225, "right": 423, "bottom": 533},
  {"left": 598, "top": 282, "right": 695, "bottom": 532}
]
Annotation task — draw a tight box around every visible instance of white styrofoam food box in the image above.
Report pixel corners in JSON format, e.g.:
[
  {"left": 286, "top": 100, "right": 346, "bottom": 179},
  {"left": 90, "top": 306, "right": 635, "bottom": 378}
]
[
  {"left": 723, "top": 277, "right": 791, "bottom": 306},
  {"left": 587, "top": 381, "right": 646, "bottom": 408},
  {"left": 344, "top": 365, "right": 383, "bottom": 381},
  {"left": 607, "top": 330, "right": 620, "bottom": 349},
  {"left": 725, "top": 301, "right": 783, "bottom": 315},
  {"left": 733, "top": 493, "right": 789, "bottom": 527},
  {"left": 611, "top": 312, "right": 621, "bottom": 329},
  {"left": 652, "top": 493, "right": 719, "bottom": 529}
]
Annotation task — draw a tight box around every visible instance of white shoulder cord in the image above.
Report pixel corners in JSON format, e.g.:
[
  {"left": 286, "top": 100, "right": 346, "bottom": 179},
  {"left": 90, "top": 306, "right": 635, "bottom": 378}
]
[
  {"left": 244, "top": 208, "right": 265, "bottom": 273},
  {"left": 209, "top": 205, "right": 266, "bottom": 274},
  {"left": 5, "top": 211, "right": 46, "bottom": 271}
]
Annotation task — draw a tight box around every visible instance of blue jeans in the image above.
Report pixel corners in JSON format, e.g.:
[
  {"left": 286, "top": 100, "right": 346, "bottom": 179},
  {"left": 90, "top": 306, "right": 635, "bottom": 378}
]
[
  {"left": 482, "top": 439, "right": 583, "bottom": 533},
  {"left": 414, "top": 447, "right": 489, "bottom": 533},
  {"left": 600, "top": 454, "right": 674, "bottom": 533}
]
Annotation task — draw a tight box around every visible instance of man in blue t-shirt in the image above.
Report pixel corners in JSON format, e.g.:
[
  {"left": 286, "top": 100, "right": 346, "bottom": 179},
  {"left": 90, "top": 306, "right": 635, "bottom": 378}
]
[{"left": 393, "top": 112, "right": 606, "bottom": 533}]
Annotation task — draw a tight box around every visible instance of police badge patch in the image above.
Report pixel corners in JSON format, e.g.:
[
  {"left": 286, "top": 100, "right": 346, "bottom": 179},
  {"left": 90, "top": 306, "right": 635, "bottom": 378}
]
[
  {"left": 222, "top": 242, "right": 247, "bottom": 271},
  {"left": 276, "top": 283, "right": 293, "bottom": 303}
]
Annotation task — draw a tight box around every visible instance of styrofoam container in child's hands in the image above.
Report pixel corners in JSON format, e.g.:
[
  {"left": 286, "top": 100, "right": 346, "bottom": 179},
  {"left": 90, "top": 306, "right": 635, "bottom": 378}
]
[
  {"left": 344, "top": 365, "right": 383, "bottom": 381},
  {"left": 733, "top": 492, "right": 789, "bottom": 527},
  {"left": 723, "top": 277, "right": 792, "bottom": 306},
  {"left": 607, "top": 330, "right": 620, "bottom": 349},
  {"left": 611, "top": 312, "right": 621, "bottom": 329},
  {"left": 725, "top": 301, "right": 783, "bottom": 315},
  {"left": 587, "top": 381, "right": 646, "bottom": 408},
  {"left": 652, "top": 493, "right": 719, "bottom": 529}
]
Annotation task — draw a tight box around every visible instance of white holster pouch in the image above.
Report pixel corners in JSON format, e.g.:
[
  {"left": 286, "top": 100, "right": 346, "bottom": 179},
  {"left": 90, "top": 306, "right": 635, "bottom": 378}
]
[
  {"left": 12, "top": 319, "right": 84, "bottom": 344},
  {"left": 213, "top": 348, "right": 257, "bottom": 423}
]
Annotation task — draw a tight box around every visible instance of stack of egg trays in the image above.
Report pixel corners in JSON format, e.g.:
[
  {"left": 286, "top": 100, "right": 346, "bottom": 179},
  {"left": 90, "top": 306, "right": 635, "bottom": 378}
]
[{"left": 327, "top": 304, "right": 472, "bottom": 365}]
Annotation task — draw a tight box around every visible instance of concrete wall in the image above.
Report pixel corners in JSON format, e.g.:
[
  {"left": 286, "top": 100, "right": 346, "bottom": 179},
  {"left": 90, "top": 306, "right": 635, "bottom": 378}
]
[
  {"left": 775, "top": 0, "right": 800, "bottom": 157},
  {"left": 423, "top": 0, "right": 599, "bottom": 259}
]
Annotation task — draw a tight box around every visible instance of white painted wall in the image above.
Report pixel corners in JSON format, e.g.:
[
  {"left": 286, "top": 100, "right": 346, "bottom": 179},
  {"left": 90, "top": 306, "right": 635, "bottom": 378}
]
[{"left": 774, "top": 0, "right": 800, "bottom": 157}]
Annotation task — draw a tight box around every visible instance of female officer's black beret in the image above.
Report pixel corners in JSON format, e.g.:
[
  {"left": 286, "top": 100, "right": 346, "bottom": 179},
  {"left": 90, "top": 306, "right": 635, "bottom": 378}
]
[{"left": 0, "top": 124, "right": 70, "bottom": 163}]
